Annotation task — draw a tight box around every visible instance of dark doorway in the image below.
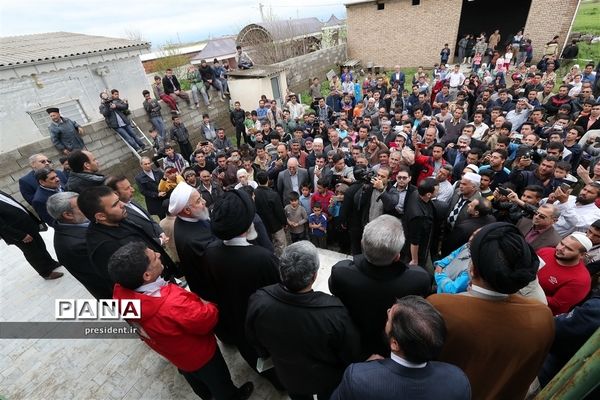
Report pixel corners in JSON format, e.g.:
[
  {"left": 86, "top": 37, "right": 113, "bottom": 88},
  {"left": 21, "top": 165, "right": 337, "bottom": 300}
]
[{"left": 454, "top": 0, "right": 532, "bottom": 57}]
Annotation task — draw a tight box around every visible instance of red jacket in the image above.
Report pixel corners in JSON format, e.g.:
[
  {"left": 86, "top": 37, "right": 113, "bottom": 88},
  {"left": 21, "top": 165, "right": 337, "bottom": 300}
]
[
  {"left": 113, "top": 283, "right": 218, "bottom": 372},
  {"left": 414, "top": 154, "right": 447, "bottom": 185}
]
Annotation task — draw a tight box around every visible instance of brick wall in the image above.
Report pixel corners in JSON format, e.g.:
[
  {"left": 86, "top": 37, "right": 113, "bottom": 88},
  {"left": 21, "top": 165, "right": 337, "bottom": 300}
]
[
  {"left": 346, "top": 1, "right": 463, "bottom": 68},
  {"left": 0, "top": 92, "right": 231, "bottom": 202},
  {"left": 273, "top": 44, "right": 347, "bottom": 93},
  {"left": 524, "top": 0, "right": 579, "bottom": 62}
]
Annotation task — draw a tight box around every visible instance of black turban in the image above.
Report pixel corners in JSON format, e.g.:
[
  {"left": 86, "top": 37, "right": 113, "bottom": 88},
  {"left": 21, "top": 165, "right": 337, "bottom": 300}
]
[
  {"left": 211, "top": 189, "right": 255, "bottom": 240},
  {"left": 470, "top": 222, "right": 539, "bottom": 294}
]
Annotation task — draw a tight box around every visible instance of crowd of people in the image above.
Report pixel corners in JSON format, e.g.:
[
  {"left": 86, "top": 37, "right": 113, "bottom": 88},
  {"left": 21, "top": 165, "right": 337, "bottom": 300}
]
[{"left": 1, "top": 29, "right": 600, "bottom": 400}]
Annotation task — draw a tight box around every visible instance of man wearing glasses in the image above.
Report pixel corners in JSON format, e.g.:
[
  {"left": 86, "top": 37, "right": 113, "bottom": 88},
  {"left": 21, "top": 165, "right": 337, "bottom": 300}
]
[
  {"left": 18, "top": 154, "right": 67, "bottom": 205},
  {"left": 517, "top": 203, "right": 561, "bottom": 251}
]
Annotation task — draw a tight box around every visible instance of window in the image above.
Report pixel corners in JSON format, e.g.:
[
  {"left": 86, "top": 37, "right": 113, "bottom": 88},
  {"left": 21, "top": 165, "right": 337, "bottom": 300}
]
[
  {"left": 412, "top": 0, "right": 421, "bottom": 5},
  {"left": 377, "top": 3, "right": 385, "bottom": 10},
  {"left": 271, "top": 76, "right": 282, "bottom": 104},
  {"left": 28, "top": 99, "right": 89, "bottom": 136}
]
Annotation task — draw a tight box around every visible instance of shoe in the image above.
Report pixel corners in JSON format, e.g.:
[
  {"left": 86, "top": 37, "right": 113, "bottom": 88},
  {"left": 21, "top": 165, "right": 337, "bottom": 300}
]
[
  {"left": 208, "top": 105, "right": 215, "bottom": 110},
  {"left": 44, "top": 271, "right": 64, "bottom": 280},
  {"left": 235, "top": 382, "right": 254, "bottom": 400}
]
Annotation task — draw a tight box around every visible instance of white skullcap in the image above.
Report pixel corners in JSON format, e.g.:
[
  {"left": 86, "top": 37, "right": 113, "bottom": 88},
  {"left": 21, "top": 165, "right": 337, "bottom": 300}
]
[
  {"left": 463, "top": 172, "right": 481, "bottom": 184},
  {"left": 168, "top": 182, "right": 194, "bottom": 215},
  {"left": 570, "top": 232, "right": 593, "bottom": 252},
  {"left": 313, "top": 138, "right": 323, "bottom": 145},
  {"left": 466, "top": 164, "right": 480, "bottom": 174}
]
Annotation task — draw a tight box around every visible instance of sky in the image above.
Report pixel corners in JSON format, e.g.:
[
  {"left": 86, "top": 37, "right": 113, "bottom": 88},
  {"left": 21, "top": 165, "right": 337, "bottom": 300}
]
[{"left": 0, "top": 0, "right": 347, "bottom": 48}]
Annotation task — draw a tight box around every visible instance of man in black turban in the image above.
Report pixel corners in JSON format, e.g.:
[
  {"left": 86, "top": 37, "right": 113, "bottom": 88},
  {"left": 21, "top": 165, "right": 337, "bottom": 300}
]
[
  {"left": 428, "top": 222, "right": 555, "bottom": 400},
  {"left": 198, "top": 189, "right": 284, "bottom": 390}
]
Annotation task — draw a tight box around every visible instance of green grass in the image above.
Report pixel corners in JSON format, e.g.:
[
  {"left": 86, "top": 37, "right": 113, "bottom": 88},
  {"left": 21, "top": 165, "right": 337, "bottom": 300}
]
[{"left": 573, "top": 1, "right": 600, "bottom": 35}]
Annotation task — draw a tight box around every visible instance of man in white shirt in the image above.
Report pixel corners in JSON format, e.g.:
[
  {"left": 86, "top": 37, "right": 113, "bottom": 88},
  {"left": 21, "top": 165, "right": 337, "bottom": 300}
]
[
  {"left": 471, "top": 110, "right": 489, "bottom": 140},
  {"left": 436, "top": 165, "right": 454, "bottom": 203},
  {"left": 447, "top": 64, "right": 466, "bottom": 100},
  {"left": 543, "top": 183, "right": 600, "bottom": 237}
]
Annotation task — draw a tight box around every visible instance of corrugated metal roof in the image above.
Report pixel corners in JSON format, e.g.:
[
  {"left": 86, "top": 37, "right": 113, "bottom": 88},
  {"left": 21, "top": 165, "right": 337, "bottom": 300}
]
[
  {"left": 192, "top": 36, "right": 237, "bottom": 61},
  {"left": 323, "top": 14, "right": 344, "bottom": 27},
  {"left": 0, "top": 31, "right": 151, "bottom": 68},
  {"left": 255, "top": 17, "right": 323, "bottom": 41}
]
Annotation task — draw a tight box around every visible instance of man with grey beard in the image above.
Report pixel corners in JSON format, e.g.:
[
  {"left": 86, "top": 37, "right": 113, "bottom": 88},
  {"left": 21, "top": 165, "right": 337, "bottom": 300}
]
[{"left": 170, "top": 182, "right": 215, "bottom": 296}]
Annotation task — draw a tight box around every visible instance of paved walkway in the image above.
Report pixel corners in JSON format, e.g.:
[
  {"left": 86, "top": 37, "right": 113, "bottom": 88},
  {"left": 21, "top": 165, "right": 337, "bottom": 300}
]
[{"left": 0, "top": 228, "right": 350, "bottom": 400}]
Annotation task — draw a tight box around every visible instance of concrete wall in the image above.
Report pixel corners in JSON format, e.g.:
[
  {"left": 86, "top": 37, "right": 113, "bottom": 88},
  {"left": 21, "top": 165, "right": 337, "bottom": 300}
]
[
  {"left": 272, "top": 44, "right": 347, "bottom": 94},
  {"left": 346, "top": 1, "right": 462, "bottom": 68},
  {"left": 228, "top": 71, "right": 289, "bottom": 111},
  {"left": 0, "top": 94, "right": 232, "bottom": 203},
  {"left": 0, "top": 56, "right": 150, "bottom": 153}
]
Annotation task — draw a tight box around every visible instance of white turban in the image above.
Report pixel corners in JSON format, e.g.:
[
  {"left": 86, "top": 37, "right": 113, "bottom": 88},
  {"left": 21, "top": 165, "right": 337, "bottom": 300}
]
[
  {"left": 571, "top": 232, "right": 593, "bottom": 252},
  {"left": 463, "top": 172, "right": 481, "bottom": 184},
  {"left": 168, "top": 182, "right": 194, "bottom": 215},
  {"left": 466, "top": 164, "right": 480, "bottom": 174}
]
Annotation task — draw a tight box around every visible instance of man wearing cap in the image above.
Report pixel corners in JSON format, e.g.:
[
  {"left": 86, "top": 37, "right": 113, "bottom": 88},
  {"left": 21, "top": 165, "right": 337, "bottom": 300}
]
[
  {"left": 445, "top": 172, "right": 482, "bottom": 234},
  {"left": 200, "top": 190, "right": 282, "bottom": 388},
  {"left": 169, "top": 182, "right": 215, "bottom": 296},
  {"left": 537, "top": 234, "right": 592, "bottom": 315},
  {"left": 428, "top": 222, "right": 555, "bottom": 400},
  {"left": 47, "top": 107, "right": 85, "bottom": 155}
]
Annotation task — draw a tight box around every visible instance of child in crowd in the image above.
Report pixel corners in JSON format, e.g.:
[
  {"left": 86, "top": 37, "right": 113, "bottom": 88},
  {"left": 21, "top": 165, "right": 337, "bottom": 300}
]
[
  {"left": 308, "top": 202, "right": 328, "bottom": 249},
  {"left": 328, "top": 183, "right": 350, "bottom": 253},
  {"left": 162, "top": 145, "right": 189, "bottom": 173},
  {"left": 299, "top": 185, "right": 312, "bottom": 215},
  {"left": 158, "top": 167, "right": 184, "bottom": 196},
  {"left": 285, "top": 191, "right": 308, "bottom": 243}
]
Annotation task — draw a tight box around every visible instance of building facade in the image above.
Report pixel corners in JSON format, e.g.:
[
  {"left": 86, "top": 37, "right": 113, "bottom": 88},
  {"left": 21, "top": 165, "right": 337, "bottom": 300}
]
[
  {"left": 0, "top": 32, "right": 150, "bottom": 153},
  {"left": 345, "top": 0, "right": 580, "bottom": 68}
]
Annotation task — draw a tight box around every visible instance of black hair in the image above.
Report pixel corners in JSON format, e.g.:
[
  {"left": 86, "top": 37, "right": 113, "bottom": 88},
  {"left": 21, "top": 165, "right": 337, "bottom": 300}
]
[
  {"left": 418, "top": 177, "right": 437, "bottom": 196},
  {"left": 107, "top": 242, "right": 149, "bottom": 290},
  {"left": 77, "top": 185, "right": 114, "bottom": 222},
  {"left": 67, "top": 150, "right": 89, "bottom": 173}
]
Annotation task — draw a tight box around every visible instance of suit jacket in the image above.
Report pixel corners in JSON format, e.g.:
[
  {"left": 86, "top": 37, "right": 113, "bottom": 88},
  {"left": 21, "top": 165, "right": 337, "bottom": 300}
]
[
  {"left": 135, "top": 169, "right": 165, "bottom": 216},
  {"left": 447, "top": 191, "right": 482, "bottom": 228},
  {"left": 576, "top": 115, "right": 600, "bottom": 132},
  {"left": 0, "top": 190, "right": 43, "bottom": 244},
  {"left": 277, "top": 168, "right": 309, "bottom": 205},
  {"left": 162, "top": 75, "right": 182, "bottom": 95},
  {"left": 32, "top": 186, "right": 61, "bottom": 226},
  {"left": 53, "top": 222, "right": 113, "bottom": 299},
  {"left": 517, "top": 218, "right": 562, "bottom": 250},
  {"left": 19, "top": 170, "right": 67, "bottom": 206},
  {"left": 330, "top": 358, "right": 471, "bottom": 400},
  {"left": 443, "top": 214, "right": 496, "bottom": 256},
  {"left": 124, "top": 201, "right": 164, "bottom": 239}
]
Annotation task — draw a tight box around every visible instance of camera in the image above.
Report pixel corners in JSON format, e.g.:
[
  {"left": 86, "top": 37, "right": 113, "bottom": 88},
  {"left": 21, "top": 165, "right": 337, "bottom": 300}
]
[
  {"left": 354, "top": 167, "right": 376, "bottom": 185},
  {"left": 497, "top": 185, "right": 511, "bottom": 196}
]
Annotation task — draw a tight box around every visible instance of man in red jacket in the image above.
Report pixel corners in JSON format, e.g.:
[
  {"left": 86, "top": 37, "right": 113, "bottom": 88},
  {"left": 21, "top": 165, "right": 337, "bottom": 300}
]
[{"left": 108, "top": 242, "right": 253, "bottom": 400}]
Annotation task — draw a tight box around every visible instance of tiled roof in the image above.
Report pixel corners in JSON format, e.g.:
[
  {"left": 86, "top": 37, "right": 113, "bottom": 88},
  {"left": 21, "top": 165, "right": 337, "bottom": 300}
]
[
  {"left": 323, "top": 14, "right": 344, "bottom": 27},
  {"left": 0, "top": 31, "right": 151, "bottom": 68}
]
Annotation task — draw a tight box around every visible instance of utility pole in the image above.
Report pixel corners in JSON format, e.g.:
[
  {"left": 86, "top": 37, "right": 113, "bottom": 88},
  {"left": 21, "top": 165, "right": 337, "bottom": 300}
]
[{"left": 259, "top": 2, "right": 265, "bottom": 22}]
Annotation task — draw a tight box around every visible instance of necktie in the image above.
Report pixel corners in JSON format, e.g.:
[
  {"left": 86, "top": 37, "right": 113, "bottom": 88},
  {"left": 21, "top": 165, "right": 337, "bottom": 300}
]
[{"left": 448, "top": 197, "right": 467, "bottom": 227}]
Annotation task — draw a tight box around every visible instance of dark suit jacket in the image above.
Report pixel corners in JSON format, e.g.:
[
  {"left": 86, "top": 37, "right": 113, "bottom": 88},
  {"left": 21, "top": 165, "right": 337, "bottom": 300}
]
[
  {"left": 330, "top": 358, "right": 471, "bottom": 400},
  {"left": 162, "top": 75, "right": 182, "bottom": 95},
  {"left": 134, "top": 169, "right": 164, "bottom": 217},
  {"left": 0, "top": 191, "right": 43, "bottom": 244},
  {"left": 277, "top": 168, "right": 309, "bottom": 205},
  {"left": 124, "top": 201, "right": 163, "bottom": 240},
  {"left": 442, "top": 214, "right": 496, "bottom": 256},
  {"left": 517, "top": 218, "right": 561, "bottom": 250},
  {"left": 32, "top": 186, "right": 61, "bottom": 226},
  {"left": 447, "top": 191, "right": 482, "bottom": 227},
  {"left": 19, "top": 170, "right": 67, "bottom": 206},
  {"left": 576, "top": 115, "right": 600, "bottom": 132},
  {"left": 53, "top": 222, "right": 113, "bottom": 299}
]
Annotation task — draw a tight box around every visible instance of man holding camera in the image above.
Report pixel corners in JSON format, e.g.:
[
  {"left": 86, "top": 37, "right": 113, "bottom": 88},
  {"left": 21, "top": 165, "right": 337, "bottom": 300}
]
[{"left": 99, "top": 90, "right": 147, "bottom": 153}]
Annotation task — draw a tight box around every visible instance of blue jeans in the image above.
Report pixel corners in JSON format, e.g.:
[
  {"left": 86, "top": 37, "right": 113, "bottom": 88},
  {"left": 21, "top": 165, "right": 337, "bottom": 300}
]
[
  {"left": 150, "top": 116, "right": 166, "bottom": 139},
  {"left": 115, "top": 125, "right": 145, "bottom": 150}
]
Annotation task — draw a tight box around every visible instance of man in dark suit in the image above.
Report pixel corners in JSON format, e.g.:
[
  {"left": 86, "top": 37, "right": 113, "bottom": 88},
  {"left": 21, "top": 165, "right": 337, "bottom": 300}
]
[
  {"left": 329, "top": 215, "right": 431, "bottom": 357},
  {"left": 47, "top": 191, "right": 112, "bottom": 298},
  {"left": 19, "top": 153, "right": 67, "bottom": 205},
  {"left": 446, "top": 173, "right": 482, "bottom": 230},
  {"left": 276, "top": 157, "right": 309, "bottom": 205},
  {"left": 442, "top": 198, "right": 496, "bottom": 256},
  {"left": 254, "top": 171, "right": 287, "bottom": 256},
  {"left": 135, "top": 157, "right": 166, "bottom": 219},
  {"left": 517, "top": 203, "right": 561, "bottom": 251},
  {"left": 0, "top": 190, "right": 62, "bottom": 279},
  {"left": 32, "top": 168, "right": 63, "bottom": 226},
  {"left": 330, "top": 296, "right": 471, "bottom": 400},
  {"left": 105, "top": 176, "right": 167, "bottom": 246}
]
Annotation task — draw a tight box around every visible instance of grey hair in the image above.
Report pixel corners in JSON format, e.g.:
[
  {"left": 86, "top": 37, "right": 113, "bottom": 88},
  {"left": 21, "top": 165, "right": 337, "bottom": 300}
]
[
  {"left": 458, "top": 135, "right": 471, "bottom": 145},
  {"left": 361, "top": 215, "right": 405, "bottom": 266},
  {"left": 540, "top": 203, "right": 561, "bottom": 219},
  {"left": 46, "top": 191, "right": 79, "bottom": 221},
  {"left": 279, "top": 241, "right": 320, "bottom": 292},
  {"left": 139, "top": 156, "right": 151, "bottom": 165},
  {"left": 28, "top": 153, "right": 44, "bottom": 165}
]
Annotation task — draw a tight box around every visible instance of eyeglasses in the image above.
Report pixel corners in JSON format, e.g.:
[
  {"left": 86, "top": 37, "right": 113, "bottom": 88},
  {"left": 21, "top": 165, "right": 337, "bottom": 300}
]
[{"left": 534, "top": 212, "right": 549, "bottom": 219}]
